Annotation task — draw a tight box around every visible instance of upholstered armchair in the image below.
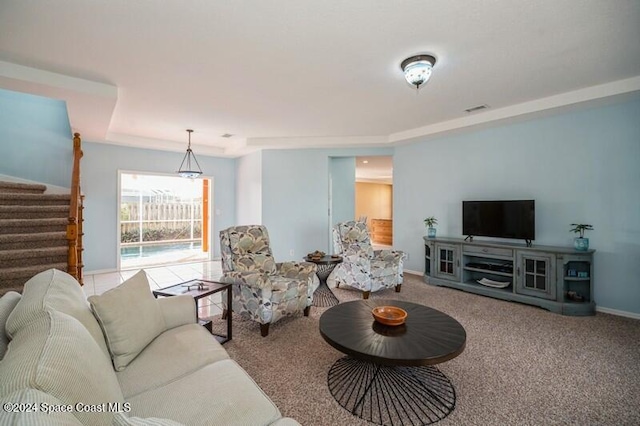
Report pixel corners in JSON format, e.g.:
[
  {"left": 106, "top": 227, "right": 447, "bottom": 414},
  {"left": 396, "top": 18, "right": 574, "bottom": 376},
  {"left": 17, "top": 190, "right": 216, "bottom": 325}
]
[
  {"left": 219, "top": 225, "right": 319, "bottom": 337},
  {"left": 327, "top": 220, "right": 406, "bottom": 299}
]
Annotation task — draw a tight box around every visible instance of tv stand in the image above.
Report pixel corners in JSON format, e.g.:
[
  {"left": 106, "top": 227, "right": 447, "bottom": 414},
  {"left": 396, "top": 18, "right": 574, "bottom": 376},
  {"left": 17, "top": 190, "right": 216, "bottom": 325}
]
[
  {"left": 525, "top": 239, "right": 532, "bottom": 247},
  {"left": 464, "top": 235, "right": 474, "bottom": 242},
  {"left": 423, "top": 237, "right": 595, "bottom": 316}
]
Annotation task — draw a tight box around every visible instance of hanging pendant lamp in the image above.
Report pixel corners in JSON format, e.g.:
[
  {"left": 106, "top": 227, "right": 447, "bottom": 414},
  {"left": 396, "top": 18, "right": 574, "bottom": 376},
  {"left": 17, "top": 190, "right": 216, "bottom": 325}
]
[{"left": 177, "top": 129, "right": 202, "bottom": 179}]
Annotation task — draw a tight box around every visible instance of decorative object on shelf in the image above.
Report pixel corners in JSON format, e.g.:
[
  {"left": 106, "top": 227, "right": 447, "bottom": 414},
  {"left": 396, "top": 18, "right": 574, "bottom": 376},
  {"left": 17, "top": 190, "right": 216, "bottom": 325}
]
[
  {"left": 372, "top": 306, "right": 407, "bottom": 326},
  {"left": 424, "top": 216, "right": 438, "bottom": 238},
  {"left": 307, "top": 250, "right": 326, "bottom": 261},
  {"left": 566, "top": 291, "right": 585, "bottom": 302},
  {"left": 476, "top": 277, "right": 511, "bottom": 289},
  {"left": 177, "top": 129, "right": 203, "bottom": 178},
  {"left": 401, "top": 54, "right": 437, "bottom": 90},
  {"left": 570, "top": 223, "right": 593, "bottom": 251}
]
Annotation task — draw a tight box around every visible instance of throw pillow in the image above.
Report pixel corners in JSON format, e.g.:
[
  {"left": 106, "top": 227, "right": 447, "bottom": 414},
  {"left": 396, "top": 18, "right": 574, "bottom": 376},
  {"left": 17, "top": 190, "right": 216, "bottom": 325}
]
[
  {"left": 88, "top": 270, "right": 166, "bottom": 371},
  {"left": 0, "top": 291, "right": 21, "bottom": 360}
]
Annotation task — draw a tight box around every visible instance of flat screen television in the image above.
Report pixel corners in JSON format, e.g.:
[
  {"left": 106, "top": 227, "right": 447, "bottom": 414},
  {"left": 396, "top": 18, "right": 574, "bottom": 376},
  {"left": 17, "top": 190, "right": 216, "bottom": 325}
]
[{"left": 462, "top": 200, "right": 535, "bottom": 241}]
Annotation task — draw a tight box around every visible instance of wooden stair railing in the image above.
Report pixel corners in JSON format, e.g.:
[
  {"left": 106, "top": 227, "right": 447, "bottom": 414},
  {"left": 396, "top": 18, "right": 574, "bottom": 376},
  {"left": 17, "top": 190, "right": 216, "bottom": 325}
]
[{"left": 67, "top": 132, "right": 84, "bottom": 285}]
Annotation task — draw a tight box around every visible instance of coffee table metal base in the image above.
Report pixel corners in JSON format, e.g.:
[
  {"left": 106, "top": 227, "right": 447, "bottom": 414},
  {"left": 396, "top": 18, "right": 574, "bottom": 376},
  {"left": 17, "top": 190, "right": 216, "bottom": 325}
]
[{"left": 328, "top": 356, "right": 456, "bottom": 426}]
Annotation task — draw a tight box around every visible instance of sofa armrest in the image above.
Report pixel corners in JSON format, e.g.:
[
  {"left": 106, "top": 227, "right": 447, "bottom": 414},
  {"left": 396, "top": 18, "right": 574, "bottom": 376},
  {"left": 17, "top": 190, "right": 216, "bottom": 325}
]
[
  {"left": 221, "top": 271, "right": 274, "bottom": 290},
  {"left": 373, "top": 249, "right": 406, "bottom": 263},
  {"left": 277, "top": 261, "right": 317, "bottom": 280},
  {"left": 157, "top": 295, "right": 197, "bottom": 331}
]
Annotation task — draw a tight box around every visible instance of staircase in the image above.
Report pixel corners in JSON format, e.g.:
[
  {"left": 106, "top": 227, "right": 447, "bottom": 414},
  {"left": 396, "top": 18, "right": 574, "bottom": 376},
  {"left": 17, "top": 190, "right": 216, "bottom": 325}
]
[{"left": 0, "top": 181, "right": 71, "bottom": 295}]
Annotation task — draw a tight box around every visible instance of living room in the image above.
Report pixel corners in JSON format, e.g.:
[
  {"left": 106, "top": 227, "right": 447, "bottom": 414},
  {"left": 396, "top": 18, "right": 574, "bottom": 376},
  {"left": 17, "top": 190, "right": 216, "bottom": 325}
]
[{"left": 1, "top": 2, "right": 639, "bottom": 425}]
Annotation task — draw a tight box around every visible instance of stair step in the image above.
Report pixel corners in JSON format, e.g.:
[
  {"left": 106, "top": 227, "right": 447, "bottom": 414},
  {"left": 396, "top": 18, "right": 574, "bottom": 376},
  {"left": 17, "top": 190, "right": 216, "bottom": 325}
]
[
  {"left": 0, "top": 232, "right": 67, "bottom": 250},
  {"left": 0, "top": 205, "right": 69, "bottom": 219},
  {"left": 0, "top": 218, "right": 68, "bottom": 235},
  {"left": 0, "top": 264, "right": 69, "bottom": 293},
  {"left": 0, "top": 181, "right": 47, "bottom": 194},
  {"left": 0, "top": 193, "right": 71, "bottom": 206},
  {"left": 0, "top": 247, "right": 68, "bottom": 268}
]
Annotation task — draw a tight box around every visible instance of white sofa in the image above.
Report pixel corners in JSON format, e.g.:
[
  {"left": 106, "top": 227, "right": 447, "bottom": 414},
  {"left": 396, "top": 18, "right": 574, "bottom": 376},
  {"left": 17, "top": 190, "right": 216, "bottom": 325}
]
[{"left": 0, "top": 269, "right": 299, "bottom": 426}]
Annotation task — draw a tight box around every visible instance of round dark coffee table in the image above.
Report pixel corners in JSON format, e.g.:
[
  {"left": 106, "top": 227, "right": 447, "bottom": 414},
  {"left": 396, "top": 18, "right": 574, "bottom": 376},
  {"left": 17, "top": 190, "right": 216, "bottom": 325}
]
[
  {"left": 304, "top": 255, "right": 342, "bottom": 307},
  {"left": 319, "top": 299, "right": 466, "bottom": 425}
]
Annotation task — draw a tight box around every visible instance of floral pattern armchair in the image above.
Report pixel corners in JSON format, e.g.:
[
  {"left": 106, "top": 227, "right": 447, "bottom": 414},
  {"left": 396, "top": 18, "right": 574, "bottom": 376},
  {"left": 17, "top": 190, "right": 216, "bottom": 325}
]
[
  {"left": 219, "top": 225, "right": 319, "bottom": 336},
  {"left": 327, "top": 220, "right": 406, "bottom": 299}
]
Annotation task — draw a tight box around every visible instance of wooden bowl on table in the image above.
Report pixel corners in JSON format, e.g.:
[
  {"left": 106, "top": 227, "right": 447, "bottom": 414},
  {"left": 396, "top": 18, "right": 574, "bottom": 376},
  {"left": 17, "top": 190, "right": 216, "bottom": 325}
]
[{"left": 372, "top": 306, "right": 408, "bottom": 326}]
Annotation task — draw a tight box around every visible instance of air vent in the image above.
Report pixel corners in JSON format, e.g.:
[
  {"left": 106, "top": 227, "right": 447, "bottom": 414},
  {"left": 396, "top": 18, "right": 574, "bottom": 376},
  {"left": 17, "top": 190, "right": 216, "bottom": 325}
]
[
  {"left": 221, "top": 133, "right": 233, "bottom": 138},
  {"left": 464, "top": 104, "right": 489, "bottom": 113}
]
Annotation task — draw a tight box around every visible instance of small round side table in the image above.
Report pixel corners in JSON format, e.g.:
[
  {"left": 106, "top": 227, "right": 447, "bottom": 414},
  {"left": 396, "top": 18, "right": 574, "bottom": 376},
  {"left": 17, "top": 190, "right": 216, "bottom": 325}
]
[{"left": 304, "top": 255, "right": 343, "bottom": 307}]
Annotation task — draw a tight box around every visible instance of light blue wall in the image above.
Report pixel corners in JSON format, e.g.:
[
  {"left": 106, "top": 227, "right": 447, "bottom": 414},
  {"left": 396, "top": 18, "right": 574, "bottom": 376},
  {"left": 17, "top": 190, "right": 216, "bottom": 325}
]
[
  {"left": 236, "top": 150, "right": 262, "bottom": 225},
  {"left": 261, "top": 148, "right": 393, "bottom": 261},
  {"left": 82, "top": 142, "right": 236, "bottom": 272},
  {"left": 394, "top": 98, "right": 640, "bottom": 314},
  {"left": 330, "top": 156, "right": 356, "bottom": 226},
  {"left": 0, "top": 88, "right": 72, "bottom": 187}
]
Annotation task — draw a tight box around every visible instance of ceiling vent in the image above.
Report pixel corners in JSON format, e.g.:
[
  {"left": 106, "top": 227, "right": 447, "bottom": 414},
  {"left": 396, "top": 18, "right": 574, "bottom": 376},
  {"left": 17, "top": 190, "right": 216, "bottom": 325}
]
[{"left": 464, "top": 104, "right": 489, "bottom": 113}]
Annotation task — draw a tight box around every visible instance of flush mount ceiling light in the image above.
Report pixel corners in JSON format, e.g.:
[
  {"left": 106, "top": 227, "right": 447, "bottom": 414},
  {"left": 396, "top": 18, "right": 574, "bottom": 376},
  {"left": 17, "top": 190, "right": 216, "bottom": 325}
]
[
  {"left": 177, "top": 129, "right": 202, "bottom": 179},
  {"left": 400, "top": 54, "right": 437, "bottom": 90}
]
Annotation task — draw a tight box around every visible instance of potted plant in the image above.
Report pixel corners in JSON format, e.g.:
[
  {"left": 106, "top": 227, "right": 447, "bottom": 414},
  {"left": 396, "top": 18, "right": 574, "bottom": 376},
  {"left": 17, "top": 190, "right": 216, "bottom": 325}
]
[
  {"left": 424, "top": 217, "right": 438, "bottom": 238},
  {"left": 570, "top": 223, "right": 593, "bottom": 251}
]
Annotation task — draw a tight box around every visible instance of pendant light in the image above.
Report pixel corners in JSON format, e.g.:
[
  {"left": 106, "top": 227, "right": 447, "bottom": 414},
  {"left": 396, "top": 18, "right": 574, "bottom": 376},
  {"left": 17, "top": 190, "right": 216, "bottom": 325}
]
[{"left": 177, "top": 129, "right": 202, "bottom": 178}]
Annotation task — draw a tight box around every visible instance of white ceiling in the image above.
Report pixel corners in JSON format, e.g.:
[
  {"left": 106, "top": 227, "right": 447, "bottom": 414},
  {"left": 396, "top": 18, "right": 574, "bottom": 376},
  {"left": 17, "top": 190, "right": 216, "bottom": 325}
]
[{"left": 1, "top": 0, "right": 639, "bottom": 158}]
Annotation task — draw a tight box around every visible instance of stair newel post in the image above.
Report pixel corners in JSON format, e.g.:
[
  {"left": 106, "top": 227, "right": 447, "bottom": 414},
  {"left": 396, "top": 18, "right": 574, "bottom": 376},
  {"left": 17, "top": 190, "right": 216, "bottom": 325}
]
[{"left": 67, "top": 132, "right": 83, "bottom": 284}]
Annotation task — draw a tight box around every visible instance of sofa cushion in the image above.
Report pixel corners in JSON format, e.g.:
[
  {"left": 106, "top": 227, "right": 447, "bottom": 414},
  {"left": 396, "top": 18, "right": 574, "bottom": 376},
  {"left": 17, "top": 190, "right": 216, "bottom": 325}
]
[
  {"left": 0, "top": 310, "right": 124, "bottom": 426},
  {"left": 5, "top": 268, "right": 110, "bottom": 358},
  {"left": 88, "top": 270, "right": 166, "bottom": 371},
  {"left": 0, "top": 388, "right": 83, "bottom": 425},
  {"left": 117, "top": 324, "right": 229, "bottom": 399},
  {"left": 0, "top": 291, "right": 21, "bottom": 360},
  {"left": 127, "top": 359, "right": 283, "bottom": 426},
  {"left": 113, "top": 412, "right": 185, "bottom": 426}
]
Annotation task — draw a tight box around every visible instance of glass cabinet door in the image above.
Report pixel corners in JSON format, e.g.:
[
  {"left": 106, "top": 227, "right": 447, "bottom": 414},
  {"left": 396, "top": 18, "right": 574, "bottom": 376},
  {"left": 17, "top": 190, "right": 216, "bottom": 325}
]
[
  {"left": 435, "top": 243, "right": 460, "bottom": 281},
  {"left": 516, "top": 252, "right": 556, "bottom": 300}
]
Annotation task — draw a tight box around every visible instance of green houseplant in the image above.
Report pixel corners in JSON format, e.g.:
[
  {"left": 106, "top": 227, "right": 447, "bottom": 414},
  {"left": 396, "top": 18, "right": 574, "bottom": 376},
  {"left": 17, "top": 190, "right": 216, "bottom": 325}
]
[
  {"left": 424, "top": 216, "right": 438, "bottom": 238},
  {"left": 570, "top": 223, "right": 593, "bottom": 251}
]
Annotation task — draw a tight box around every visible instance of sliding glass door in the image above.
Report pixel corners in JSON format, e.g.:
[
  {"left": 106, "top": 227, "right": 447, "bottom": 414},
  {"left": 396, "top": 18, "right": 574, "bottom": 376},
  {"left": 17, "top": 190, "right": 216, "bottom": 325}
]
[{"left": 119, "top": 172, "right": 210, "bottom": 269}]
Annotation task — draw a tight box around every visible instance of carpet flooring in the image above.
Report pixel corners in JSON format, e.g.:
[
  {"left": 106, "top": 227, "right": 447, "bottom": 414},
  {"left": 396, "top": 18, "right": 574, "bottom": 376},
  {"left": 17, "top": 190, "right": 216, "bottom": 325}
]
[{"left": 215, "top": 274, "right": 640, "bottom": 426}]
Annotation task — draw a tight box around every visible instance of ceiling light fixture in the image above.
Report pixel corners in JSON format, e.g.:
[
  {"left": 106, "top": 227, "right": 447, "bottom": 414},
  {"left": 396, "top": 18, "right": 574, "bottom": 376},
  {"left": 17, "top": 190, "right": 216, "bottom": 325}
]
[
  {"left": 177, "top": 129, "right": 202, "bottom": 179},
  {"left": 400, "top": 54, "right": 437, "bottom": 90}
]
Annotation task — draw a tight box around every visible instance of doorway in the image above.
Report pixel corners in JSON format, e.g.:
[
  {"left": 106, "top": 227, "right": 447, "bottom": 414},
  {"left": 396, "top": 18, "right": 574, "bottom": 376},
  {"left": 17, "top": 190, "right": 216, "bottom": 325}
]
[
  {"left": 355, "top": 156, "right": 393, "bottom": 248},
  {"left": 328, "top": 156, "right": 394, "bottom": 250},
  {"left": 118, "top": 172, "right": 211, "bottom": 270}
]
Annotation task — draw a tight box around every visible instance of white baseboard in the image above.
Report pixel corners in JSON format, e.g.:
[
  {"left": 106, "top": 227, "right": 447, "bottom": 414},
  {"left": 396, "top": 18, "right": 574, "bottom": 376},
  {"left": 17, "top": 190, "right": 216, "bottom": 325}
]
[
  {"left": 404, "top": 269, "right": 423, "bottom": 276},
  {"left": 595, "top": 306, "right": 640, "bottom": 320},
  {"left": 83, "top": 268, "right": 119, "bottom": 275}
]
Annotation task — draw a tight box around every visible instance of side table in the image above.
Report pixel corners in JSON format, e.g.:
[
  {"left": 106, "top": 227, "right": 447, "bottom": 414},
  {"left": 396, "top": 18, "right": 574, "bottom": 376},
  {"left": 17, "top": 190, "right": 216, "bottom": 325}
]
[
  {"left": 304, "top": 255, "right": 343, "bottom": 307},
  {"left": 153, "top": 279, "right": 232, "bottom": 344}
]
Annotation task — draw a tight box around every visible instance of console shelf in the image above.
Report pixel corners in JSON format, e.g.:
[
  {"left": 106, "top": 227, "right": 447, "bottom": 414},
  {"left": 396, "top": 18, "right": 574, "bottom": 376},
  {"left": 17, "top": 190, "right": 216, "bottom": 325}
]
[{"left": 424, "top": 237, "right": 595, "bottom": 316}]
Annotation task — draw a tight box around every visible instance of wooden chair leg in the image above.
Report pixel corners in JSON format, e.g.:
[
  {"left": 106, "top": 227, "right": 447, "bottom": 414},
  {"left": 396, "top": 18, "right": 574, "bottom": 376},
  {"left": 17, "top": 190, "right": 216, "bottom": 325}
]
[
  {"left": 260, "top": 323, "right": 270, "bottom": 337},
  {"left": 221, "top": 309, "right": 228, "bottom": 320},
  {"left": 395, "top": 284, "right": 402, "bottom": 293},
  {"left": 363, "top": 291, "right": 371, "bottom": 299},
  {"left": 304, "top": 306, "right": 311, "bottom": 316}
]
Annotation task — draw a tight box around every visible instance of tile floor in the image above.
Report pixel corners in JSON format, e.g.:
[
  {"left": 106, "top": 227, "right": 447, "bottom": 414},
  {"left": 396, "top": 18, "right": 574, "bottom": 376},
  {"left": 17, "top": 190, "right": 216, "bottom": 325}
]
[{"left": 83, "top": 260, "right": 226, "bottom": 318}]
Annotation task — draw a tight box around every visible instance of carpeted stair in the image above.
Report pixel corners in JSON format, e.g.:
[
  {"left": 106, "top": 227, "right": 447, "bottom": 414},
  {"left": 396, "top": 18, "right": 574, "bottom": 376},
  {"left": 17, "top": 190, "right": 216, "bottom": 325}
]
[{"left": 0, "top": 181, "right": 70, "bottom": 295}]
